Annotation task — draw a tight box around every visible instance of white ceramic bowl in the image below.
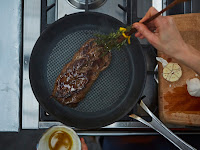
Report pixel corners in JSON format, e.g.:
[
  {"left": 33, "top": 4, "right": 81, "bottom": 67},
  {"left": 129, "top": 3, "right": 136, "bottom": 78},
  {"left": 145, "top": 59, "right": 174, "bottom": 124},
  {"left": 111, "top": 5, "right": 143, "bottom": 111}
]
[{"left": 38, "top": 126, "right": 81, "bottom": 150}]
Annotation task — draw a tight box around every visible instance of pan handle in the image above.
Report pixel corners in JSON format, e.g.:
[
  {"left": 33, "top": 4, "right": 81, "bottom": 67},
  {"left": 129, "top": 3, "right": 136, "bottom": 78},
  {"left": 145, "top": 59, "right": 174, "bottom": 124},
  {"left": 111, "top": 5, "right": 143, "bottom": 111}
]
[{"left": 130, "top": 100, "right": 196, "bottom": 150}]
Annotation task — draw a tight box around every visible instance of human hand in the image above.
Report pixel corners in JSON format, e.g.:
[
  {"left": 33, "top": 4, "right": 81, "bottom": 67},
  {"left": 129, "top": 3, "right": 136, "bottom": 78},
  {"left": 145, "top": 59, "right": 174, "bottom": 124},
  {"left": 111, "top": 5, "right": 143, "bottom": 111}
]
[
  {"left": 80, "top": 138, "right": 88, "bottom": 150},
  {"left": 133, "top": 7, "right": 187, "bottom": 59}
]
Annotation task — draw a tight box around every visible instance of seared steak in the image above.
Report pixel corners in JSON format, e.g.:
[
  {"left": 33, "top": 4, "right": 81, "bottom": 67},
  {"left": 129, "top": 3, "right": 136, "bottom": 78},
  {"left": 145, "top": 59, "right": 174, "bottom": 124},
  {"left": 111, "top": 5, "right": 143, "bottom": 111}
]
[{"left": 52, "top": 39, "right": 111, "bottom": 107}]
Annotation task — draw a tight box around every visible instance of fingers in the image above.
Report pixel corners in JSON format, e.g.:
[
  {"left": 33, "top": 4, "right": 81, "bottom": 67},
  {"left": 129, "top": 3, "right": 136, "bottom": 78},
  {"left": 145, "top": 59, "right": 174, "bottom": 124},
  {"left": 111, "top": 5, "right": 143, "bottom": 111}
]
[
  {"left": 133, "top": 7, "right": 161, "bottom": 40},
  {"left": 139, "top": 35, "right": 145, "bottom": 39},
  {"left": 133, "top": 7, "right": 184, "bottom": 58},
  {"left": 135, "top": 32, "right": 141, "bottom": 37},
  {"left": 135, "top": 32, "right": 145, "bottom": 39},
  {"left": 80, "top": 138, "right": 88, "bottom": 150},
  {"left": 133, "top": 23, "right": 158, "bottom": 45},
  {"left": 140, "top": 7, "right": 159, "bottom": 23},
  {"left": 139, "top": 7, "right": 162, "bottom": 29}
]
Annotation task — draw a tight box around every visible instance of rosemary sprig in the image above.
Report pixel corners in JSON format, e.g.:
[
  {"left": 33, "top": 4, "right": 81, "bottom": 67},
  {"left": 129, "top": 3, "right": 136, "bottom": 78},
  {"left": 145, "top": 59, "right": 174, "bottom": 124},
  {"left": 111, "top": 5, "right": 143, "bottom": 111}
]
[{"left": 94, "top": 26, "right": 132, "bottom": 55}]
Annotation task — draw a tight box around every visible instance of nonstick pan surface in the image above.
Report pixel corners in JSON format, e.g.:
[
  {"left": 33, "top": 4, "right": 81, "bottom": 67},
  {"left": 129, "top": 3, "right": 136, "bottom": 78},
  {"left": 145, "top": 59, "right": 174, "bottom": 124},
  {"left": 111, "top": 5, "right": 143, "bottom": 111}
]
[{"left": 29, "top": 12, "right": 146, "bottom": 129}]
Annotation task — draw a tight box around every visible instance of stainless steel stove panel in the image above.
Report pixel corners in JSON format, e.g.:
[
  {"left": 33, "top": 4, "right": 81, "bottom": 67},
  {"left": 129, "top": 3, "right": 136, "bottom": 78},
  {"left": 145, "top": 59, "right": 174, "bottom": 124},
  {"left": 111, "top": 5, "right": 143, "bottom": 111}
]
[{"left": 22, "top": 0, "right": 41, "bottom": 129}]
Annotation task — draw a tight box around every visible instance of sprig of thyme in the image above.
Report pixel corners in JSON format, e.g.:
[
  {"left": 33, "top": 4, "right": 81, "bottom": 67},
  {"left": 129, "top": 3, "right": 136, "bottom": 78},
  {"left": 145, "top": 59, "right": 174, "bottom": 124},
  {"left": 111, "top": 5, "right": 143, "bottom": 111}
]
[{"left": 94, "top": 26, "right": 132, "bottom": 55}]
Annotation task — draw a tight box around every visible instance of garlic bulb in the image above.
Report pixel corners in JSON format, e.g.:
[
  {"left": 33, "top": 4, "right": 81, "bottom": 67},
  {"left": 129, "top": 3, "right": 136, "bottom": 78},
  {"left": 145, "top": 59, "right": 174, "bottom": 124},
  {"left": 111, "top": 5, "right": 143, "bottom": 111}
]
[
  {"left": 186, "top": 78, "right": 200, "bottom": 97},
  {"left": 163, "top": 63, "right": 182, "bottom": 82}
]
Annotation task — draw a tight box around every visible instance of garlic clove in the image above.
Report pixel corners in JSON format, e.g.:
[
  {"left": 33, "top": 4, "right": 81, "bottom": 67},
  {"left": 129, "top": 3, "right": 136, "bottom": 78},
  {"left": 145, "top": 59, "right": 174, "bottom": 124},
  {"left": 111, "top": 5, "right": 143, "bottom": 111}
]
[
  {"left": 170, "top": 74, "right": 178, "bottom": 82},
  {"left": 186, "top": 78, "right": 200, "bottom": 97},
  {"left": 166, "top": 63, "right": 173, "bottom": 71},
  {"left": 174, "top": 69, "right": 182, "bottom": 78}
]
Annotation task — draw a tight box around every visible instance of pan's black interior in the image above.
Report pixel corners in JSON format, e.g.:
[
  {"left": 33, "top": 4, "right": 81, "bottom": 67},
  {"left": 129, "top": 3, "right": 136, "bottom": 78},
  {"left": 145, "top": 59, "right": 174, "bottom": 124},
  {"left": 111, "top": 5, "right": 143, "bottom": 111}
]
[{"left": 29, "top": 12, "right": 146, "bottom": 129}]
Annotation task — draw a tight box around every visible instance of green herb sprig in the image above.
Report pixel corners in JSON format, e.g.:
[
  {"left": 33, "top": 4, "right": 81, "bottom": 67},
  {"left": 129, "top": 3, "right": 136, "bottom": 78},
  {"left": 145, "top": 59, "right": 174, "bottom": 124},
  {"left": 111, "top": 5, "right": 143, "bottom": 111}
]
[{"left": 94, "top": 26, "right": 132, "bottom": 56}]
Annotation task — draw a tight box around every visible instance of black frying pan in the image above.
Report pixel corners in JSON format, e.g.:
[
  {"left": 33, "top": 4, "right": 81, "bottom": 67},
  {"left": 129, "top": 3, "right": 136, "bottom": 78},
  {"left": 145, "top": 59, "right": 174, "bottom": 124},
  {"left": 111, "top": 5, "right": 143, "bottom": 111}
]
[{"left": 29, "top": 12, "right": 146, "bottom": 129}]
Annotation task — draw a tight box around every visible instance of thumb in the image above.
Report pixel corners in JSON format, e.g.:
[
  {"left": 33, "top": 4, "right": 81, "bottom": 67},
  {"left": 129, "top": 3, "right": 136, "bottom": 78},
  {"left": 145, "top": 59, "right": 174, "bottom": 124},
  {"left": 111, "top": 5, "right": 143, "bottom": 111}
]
[{"left": 133, "top": 23, "right": 157, "bottom": 44}]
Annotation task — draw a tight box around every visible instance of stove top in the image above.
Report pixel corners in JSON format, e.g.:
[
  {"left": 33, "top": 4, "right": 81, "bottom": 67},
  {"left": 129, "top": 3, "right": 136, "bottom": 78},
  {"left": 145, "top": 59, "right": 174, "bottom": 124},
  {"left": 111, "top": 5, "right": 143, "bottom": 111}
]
[
  {"left": 39, "top": 0, "right": 158, "bottom": 124},
  {"left": 23, "top": 0, "right": 199, "bottom": 133}
]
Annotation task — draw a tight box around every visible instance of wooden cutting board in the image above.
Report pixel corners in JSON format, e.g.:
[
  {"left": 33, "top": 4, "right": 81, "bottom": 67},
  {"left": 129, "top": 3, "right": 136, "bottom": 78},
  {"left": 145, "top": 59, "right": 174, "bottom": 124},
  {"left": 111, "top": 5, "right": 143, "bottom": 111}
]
[{"left": 158, "top": 13, "right": 200, "bottom": 126}]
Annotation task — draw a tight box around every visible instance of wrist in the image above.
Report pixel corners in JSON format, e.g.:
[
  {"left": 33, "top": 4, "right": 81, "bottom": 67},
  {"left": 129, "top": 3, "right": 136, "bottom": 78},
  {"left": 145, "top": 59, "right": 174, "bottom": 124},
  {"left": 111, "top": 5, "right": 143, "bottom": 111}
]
[
  {"left": 174, "top": 43, "right": 200, "bottom": 75},
  {"left": 173, "top": 42, "right": 189, "bottom": 61}
]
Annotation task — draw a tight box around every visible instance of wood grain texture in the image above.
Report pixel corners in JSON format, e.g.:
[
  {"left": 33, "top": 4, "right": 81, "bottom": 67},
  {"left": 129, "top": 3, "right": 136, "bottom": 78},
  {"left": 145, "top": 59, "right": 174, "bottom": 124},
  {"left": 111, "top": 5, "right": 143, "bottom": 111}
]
[{"left": 158, "top": 13, "right": 200, "bottom": 126}]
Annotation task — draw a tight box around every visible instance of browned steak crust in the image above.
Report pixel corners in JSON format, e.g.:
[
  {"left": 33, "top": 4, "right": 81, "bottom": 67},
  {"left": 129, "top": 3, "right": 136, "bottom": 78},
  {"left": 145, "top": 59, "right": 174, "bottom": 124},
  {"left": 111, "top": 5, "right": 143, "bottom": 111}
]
[{"left": 52, "top": 39, "right": 111, "bottom": 107}]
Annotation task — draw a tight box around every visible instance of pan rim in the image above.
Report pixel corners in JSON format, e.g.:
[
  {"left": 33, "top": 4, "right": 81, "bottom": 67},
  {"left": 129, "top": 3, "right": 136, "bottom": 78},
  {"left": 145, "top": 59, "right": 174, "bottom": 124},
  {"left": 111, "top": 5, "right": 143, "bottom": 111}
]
[{"left": 29, "top": 11, "right": 147, "bottom": 129}]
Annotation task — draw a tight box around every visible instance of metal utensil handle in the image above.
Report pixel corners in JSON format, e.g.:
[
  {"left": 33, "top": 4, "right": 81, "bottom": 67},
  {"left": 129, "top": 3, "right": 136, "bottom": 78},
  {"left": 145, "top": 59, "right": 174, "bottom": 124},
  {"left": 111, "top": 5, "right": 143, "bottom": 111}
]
[{"left": 138, "top": 100, "right": 196, "bottom": 150}]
